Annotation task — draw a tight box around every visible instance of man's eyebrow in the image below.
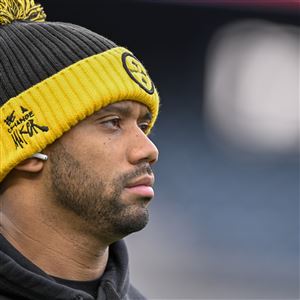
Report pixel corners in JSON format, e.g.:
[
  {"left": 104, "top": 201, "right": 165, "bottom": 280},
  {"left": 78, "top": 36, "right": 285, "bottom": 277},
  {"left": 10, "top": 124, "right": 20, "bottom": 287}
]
[
  {"left": 96, "top": 105, "right": 131, "bottom": 117},
  {"left": 94, "top": 104, "right": 152, "bottom": 120},
  {"left": 140, "top": 111, "right": 152, "bottom": 122}
]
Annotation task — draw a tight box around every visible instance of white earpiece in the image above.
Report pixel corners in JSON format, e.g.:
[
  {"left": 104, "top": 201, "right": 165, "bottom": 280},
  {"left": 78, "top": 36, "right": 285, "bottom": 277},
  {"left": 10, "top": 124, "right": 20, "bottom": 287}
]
[{"left": 31, "top": 153, "right": 48, "bottom": 161}]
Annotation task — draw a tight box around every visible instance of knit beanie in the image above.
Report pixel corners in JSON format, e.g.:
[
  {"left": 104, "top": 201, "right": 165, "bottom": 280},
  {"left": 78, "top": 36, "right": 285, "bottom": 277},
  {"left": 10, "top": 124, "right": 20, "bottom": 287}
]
[{"left": 0, "top": 0, "right": 159, "bottom": 183}]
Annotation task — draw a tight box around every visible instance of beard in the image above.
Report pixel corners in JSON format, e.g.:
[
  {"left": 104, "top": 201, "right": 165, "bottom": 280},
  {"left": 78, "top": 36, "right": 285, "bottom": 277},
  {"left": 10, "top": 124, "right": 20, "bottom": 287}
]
[{"left": 49, "top": 142, "right": 153, "bottom": 241}]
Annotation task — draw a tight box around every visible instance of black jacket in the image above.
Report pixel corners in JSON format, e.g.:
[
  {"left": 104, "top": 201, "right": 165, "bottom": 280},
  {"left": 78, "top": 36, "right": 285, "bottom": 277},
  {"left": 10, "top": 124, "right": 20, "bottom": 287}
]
[{"left": 0, "top": 235, "right": 145, "bottom": 300}]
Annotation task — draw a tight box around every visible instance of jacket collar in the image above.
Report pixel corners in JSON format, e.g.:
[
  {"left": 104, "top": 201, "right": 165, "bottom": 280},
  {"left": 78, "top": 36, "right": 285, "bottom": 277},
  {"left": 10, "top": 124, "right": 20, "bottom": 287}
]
[{"left": 0, "top": 234, "right": 130, "bottom": 300}]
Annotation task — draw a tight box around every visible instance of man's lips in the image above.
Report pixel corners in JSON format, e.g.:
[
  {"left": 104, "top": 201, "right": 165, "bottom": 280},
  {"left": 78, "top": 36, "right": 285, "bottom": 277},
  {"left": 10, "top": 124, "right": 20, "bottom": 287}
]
[{"left": 124, "top": 176, "right": 155, "bottom": 198}]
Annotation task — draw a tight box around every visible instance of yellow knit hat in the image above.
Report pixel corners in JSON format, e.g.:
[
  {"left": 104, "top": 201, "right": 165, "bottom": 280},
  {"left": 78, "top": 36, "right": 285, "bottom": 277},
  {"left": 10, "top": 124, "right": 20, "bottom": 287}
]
[{"left": 0, "top": 0, "right": 159, "bottom": 183}]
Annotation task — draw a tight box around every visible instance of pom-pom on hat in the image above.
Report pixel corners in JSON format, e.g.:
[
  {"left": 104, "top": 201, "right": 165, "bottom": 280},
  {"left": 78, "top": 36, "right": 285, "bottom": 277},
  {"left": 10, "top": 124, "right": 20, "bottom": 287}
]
[
  {"left": 0, "top": 0, "right": 46, "bottom": 24},
  {"left": 0, "top": 0, "right": 159, "bottom": 183}
]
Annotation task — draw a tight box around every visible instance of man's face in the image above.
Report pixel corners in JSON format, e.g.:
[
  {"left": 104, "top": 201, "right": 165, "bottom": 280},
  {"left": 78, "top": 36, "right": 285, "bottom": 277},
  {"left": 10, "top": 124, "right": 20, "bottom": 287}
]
[{"left": 47, "top": 100, "right": 159, "bottom": 241}]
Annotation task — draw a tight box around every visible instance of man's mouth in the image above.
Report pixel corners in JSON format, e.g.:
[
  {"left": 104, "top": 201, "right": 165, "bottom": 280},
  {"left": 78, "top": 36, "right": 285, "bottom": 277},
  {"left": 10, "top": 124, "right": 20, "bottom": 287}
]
[{"left": 124, "top": 176, "right": 155, "bottom": 198}]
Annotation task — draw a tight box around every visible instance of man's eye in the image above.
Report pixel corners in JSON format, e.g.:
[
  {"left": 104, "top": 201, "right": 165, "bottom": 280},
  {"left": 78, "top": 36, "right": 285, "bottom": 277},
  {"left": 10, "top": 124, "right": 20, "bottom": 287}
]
[
  {"left": 139, "top": 122, "right": 150, "bottom": 133},
  {"left": 101, "top": 117, "right": 121, "bottom": 129}
]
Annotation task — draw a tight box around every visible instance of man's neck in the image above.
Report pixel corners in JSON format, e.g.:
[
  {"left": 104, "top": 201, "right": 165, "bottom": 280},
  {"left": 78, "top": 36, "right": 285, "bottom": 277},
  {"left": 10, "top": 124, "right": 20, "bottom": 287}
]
[{"left": 0, "top": 201, "right": 109, "bottom": 281}]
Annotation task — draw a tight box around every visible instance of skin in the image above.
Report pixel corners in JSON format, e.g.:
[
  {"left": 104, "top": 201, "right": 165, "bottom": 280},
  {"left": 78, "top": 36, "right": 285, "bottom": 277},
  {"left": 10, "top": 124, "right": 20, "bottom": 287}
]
[{"left": 0, "top": 100, "right": 159, "bottom": 281}]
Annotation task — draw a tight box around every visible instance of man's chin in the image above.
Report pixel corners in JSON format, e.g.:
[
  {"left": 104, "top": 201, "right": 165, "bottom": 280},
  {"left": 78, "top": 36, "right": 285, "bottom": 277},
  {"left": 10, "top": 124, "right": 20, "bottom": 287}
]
[{"left": 112, "top": 207, "right": 149, "bottom": 236}]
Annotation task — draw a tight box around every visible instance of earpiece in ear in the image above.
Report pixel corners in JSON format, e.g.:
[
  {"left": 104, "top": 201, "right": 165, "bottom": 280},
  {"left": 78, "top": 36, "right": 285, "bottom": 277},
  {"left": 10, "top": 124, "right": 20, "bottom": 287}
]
[{"left": 31, "top": 153, "right": 48, "bottom": 161}]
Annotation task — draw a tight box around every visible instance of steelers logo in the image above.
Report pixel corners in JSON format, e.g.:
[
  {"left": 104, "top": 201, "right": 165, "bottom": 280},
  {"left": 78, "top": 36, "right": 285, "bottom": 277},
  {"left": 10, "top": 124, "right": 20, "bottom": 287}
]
[{"left": 122, "top": 52, "right": 155, "bottom": 95}]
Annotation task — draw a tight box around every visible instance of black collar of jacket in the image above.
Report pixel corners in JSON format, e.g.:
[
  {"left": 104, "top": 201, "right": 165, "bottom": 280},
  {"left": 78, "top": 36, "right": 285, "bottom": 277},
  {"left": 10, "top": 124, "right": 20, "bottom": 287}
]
[{"left": 0, "top": 235, "right": 133, "bottom": 300}]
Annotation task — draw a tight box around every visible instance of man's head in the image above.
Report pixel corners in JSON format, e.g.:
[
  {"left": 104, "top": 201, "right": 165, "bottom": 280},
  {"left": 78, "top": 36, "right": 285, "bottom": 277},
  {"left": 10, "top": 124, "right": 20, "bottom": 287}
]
[{"left": 0, "top": 0, "right": 159, "bottom": 241}]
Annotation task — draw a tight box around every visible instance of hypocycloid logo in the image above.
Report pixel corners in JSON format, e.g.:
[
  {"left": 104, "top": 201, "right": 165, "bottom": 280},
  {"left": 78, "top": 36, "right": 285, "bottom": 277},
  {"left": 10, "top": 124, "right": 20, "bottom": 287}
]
[{"left": 122, "top": 52, "right": 155, "bottom": 95}]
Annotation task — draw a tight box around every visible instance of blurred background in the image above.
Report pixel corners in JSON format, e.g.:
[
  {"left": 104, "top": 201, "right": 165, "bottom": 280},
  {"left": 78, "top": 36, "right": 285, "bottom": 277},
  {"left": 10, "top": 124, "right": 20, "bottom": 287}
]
[{"left": 43, "top": 1, "right": 299, "bottom": 299}]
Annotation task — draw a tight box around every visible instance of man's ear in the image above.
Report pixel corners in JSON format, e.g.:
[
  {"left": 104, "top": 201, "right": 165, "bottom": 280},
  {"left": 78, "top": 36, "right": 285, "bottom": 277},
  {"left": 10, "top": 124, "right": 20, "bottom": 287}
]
[{"left": 15, "top": 157, "right": 45, "bottom": 173}]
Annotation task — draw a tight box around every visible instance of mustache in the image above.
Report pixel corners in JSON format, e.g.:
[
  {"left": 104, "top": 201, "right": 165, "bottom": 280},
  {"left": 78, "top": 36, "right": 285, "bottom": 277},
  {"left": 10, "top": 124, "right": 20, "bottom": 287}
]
[{"left": 120, "top": 164, "right": 153, "bottom": 186}]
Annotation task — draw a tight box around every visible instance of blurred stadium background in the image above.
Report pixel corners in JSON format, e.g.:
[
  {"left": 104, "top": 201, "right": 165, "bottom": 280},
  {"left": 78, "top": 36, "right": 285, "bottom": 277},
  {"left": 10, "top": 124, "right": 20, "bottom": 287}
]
[{"left": 43, "top": 1, "right": 299, "bottom": 299}]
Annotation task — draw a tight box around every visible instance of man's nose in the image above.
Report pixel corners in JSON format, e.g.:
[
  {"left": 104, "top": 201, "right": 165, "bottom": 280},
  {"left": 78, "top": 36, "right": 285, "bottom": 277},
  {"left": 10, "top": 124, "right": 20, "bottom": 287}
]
[{"left": 127, "top": 129, "right": 159, "bottom": 166}]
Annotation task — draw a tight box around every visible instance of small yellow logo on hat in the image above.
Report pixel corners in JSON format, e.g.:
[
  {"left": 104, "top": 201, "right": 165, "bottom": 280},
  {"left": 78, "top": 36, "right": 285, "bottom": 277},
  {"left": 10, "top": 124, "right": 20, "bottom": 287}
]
[{"left": 122, "top": 52, "right": 154, "bottom": 95}]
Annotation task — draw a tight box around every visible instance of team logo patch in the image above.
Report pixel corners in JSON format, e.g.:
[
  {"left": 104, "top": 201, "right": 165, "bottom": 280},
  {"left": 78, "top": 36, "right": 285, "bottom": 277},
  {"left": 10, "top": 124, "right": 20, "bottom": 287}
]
[
  {"left": 122, "top": 52, "right": 155, "bottom": 95},
  {"left": 4, "top": 106, "right": 49, "bottom": 149}
]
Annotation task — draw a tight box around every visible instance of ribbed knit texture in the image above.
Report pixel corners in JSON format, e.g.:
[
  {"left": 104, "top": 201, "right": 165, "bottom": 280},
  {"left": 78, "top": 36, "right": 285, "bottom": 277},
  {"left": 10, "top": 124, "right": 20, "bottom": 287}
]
[
  {"left": 0, "top": 44, "right": 159, "bottom": 183},
  {"left": 0, "top": 10, "right": 159, "bottom": 183},
  {"left": 0, "top": 20, "right": 117, "bottom": 106}
]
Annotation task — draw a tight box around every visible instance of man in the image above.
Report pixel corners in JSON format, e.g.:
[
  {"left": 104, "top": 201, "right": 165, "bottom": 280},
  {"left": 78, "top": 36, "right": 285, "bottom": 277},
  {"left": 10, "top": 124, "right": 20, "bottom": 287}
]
[{"left": 0, "top": 1, "right": 159, "bottom": 299}]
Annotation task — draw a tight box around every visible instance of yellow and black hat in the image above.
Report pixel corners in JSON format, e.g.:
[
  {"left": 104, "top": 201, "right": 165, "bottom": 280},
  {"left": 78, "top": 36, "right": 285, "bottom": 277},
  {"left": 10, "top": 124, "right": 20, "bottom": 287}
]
[{"left": 0, "top": 0, "right": 159, "bottom": 183}]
